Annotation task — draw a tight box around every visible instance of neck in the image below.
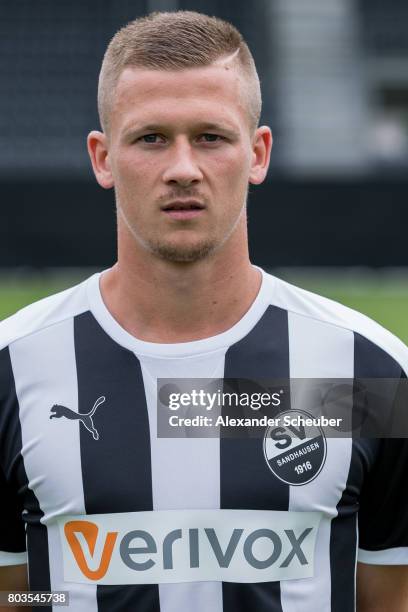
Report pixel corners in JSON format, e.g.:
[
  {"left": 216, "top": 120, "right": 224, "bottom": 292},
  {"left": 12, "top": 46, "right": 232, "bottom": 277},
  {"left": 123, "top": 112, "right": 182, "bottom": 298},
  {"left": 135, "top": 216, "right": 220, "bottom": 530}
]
[{"left": 100, "top": 227, "right": 262, "bottom": 344}]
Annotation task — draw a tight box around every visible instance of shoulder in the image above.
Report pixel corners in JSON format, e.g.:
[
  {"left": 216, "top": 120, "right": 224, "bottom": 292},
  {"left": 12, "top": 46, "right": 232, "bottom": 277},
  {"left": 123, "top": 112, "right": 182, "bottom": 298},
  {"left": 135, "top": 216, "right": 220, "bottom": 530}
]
[
  {"left": 0, "top": 276, "right": 93, "bottom": 353},
  {"left": 264, "top": 272, "right": 408, "bottom": 375}
]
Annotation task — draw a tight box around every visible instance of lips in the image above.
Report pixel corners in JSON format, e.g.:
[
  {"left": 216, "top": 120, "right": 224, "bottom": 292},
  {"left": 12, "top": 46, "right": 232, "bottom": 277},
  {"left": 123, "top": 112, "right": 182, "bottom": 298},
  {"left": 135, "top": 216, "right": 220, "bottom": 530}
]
[
  {"left": 161, "top": 200, "right": 206, "bottom": 220},
  {"left": 161, "top": 200, "right": 205, "bottom": 211}
]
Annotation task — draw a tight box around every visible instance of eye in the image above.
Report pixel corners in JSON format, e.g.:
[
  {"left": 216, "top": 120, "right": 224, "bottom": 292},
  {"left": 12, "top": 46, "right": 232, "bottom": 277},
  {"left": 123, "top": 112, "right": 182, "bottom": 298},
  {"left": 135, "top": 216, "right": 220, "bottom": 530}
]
[
  {"left": 199, "top": 133, "right": 224, "bottom": 143},
  {"left": 138, "top": 133, "right": 164, "bottom": 144}
]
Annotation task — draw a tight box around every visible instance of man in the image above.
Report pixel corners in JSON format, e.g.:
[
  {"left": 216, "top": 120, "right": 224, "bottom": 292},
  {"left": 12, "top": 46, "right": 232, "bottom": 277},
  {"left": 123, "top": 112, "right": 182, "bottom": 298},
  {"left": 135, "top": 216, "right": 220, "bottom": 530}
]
[{"left": 0, "top": 10, "right": 407, "bottom": 612}]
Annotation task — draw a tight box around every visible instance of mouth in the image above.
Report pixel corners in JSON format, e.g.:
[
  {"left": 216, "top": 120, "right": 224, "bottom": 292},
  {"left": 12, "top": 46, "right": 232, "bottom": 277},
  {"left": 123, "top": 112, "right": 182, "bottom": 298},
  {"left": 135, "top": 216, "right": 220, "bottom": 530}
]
[{"left": 161, "top": 200, "right": 206, "bottom": 220}]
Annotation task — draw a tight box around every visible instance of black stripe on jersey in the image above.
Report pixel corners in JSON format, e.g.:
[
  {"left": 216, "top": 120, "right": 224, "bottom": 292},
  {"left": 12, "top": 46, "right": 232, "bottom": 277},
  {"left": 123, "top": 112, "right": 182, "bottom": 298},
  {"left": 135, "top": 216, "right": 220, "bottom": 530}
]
[
  {"left": 221, "top": 306, "right": 290, "bottom": 612},
  {"left": 26, "top": 523, "right": 53, "bottom": 608},
  {"left": 0, "top": 347, "right": 51, "bottom": 610},
  {"left": 353, "top": 333, "right": 408, "bottom": 553},
  {"left": 74, "top": 312, "right": 160, "bottom": 612},
  {"left": 329, "top": 440, "right": 360, "bottom": 612},
  {"left": 354, "top": 332, "right": 403, "bottom": 379},
  {"left": 330, "top": 332, "right": 405, "bottom": 611},
  {"left": 0, "top": 467, "right": 25, "bottom": 553}
]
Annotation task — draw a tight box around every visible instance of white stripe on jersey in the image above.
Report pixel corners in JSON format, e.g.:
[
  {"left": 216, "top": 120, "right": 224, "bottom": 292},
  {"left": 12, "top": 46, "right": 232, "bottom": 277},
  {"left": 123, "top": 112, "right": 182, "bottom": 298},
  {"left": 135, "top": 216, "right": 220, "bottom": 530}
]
[
  {"left": 281, "top": 312, "right": 355, "bottom": 612},
  {"left": 9, "top": 318, "right": 98, "bottom": 611},
  {"left": 140, "top": 353, "right": 225, "bottom": 612}
]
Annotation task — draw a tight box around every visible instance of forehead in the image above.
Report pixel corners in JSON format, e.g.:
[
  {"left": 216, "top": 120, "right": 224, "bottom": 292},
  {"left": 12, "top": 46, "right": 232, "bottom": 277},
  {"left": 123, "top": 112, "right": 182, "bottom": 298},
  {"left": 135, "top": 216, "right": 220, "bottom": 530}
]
[{"left": 110, "top": 63, "right": 249, "bottom": 133}]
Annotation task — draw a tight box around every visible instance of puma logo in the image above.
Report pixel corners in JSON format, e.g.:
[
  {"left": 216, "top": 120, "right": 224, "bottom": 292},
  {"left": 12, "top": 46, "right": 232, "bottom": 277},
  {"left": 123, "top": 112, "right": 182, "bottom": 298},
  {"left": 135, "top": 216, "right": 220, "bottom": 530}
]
[{"left": 50, "top": 396, "right": 105, "bottom": 440}]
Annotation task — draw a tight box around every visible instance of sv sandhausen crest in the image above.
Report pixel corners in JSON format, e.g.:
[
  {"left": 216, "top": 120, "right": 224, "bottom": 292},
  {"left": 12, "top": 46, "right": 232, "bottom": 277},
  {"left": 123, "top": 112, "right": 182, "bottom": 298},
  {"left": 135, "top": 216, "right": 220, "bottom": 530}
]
[{"left": 263, "top": 409, "right": 327, "bottom": 486}]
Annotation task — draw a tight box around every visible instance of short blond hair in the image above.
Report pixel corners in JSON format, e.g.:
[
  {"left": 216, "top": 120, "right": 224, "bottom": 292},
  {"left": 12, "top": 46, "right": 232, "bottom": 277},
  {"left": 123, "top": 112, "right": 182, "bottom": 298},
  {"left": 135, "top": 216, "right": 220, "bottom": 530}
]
[{"left": 98, "top": 11, "right": 262, "bottom": 134}]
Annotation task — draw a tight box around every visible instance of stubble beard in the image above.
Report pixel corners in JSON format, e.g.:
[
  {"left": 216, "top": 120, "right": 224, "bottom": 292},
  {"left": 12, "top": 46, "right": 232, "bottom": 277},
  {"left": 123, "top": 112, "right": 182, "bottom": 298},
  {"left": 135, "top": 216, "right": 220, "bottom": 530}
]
[
  {"left": 117, "top": 192, "right": 247, "bottom": 264},
  {"left": 149, "top": 238, "right": 217, "bottom": 263}
]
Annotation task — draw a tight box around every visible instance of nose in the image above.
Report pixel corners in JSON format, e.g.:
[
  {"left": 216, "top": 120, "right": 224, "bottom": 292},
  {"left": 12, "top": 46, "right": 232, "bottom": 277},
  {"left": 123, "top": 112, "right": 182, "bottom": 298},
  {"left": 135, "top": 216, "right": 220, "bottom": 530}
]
[{"left": 162, "top": 139, "right": 203, "bottom": 187}]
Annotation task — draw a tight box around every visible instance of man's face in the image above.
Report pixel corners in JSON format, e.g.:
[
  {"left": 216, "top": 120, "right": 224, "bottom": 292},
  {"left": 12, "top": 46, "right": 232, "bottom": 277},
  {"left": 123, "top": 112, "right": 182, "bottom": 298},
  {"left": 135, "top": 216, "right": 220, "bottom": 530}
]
[{"left": 97, "top": 62, "right": 269, "bottom": 263}]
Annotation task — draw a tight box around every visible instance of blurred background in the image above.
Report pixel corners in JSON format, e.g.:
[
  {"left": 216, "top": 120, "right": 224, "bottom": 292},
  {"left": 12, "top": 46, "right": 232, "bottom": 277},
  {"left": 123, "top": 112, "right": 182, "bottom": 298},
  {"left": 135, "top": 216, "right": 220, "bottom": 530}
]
[{"left": 1, "top": 0, "right": 408, "bottom": 339}]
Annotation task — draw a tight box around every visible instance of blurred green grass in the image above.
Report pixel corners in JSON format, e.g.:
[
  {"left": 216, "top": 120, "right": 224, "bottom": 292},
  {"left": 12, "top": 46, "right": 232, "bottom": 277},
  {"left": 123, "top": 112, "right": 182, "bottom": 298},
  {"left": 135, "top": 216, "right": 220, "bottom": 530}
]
[
  {"left": 0, "top": 272, "right": 90, "bottom": 324},
  {"left": 0, "top": 269, "right": 407, "bottom": 344}
]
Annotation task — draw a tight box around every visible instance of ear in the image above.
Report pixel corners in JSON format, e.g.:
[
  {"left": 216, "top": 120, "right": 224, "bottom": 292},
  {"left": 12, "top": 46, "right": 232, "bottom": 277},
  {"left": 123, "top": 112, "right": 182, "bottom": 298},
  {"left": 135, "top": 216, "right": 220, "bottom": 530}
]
[
  {"left": 248, "top": 126, "right": 273, "bottom": 185},
  {"left": 87, "top": 130, "right": 114, "bottom": 189}
]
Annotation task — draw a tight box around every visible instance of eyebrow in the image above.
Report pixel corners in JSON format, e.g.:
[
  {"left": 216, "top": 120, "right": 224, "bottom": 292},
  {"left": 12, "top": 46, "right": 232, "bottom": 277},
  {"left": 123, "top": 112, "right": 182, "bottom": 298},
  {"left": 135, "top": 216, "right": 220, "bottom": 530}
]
[
  {"left": 194, "top": 122, "right": 237, "bottom": 133},
  {"left": 122, "top": 121, "right": 239, "bottom": 140}
]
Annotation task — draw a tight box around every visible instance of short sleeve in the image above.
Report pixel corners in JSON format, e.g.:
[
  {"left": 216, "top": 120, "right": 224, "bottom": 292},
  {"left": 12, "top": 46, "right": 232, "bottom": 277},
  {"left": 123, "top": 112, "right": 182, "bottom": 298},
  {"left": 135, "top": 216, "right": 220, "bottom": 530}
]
[
  {"left": 358, "top": 438, "right": 408, "bottom": 564},
  {"left": 0, "top": 465, "right": 27, "bottom": 566}
]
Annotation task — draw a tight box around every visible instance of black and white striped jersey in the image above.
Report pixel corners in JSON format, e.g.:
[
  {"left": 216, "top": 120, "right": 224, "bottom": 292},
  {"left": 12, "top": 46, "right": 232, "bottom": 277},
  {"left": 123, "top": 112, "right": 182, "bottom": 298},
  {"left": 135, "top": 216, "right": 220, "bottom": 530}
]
[{"left": 1, "top": 267, "right": 408, "bottom": 612}]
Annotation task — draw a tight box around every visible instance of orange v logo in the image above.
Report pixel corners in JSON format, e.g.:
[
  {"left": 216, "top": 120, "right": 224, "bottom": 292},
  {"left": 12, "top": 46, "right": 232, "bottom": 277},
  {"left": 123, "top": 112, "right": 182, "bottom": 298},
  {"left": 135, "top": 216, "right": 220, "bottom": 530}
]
[{"left": 64, "top": 521, "right": 118, "bottom": 580}]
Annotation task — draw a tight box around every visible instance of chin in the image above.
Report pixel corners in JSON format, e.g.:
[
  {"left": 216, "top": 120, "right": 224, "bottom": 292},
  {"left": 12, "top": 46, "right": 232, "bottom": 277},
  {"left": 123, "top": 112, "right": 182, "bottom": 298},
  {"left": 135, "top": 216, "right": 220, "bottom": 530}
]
[{"left": 150, "top": 239, "right": 217, "bottom": 263}]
